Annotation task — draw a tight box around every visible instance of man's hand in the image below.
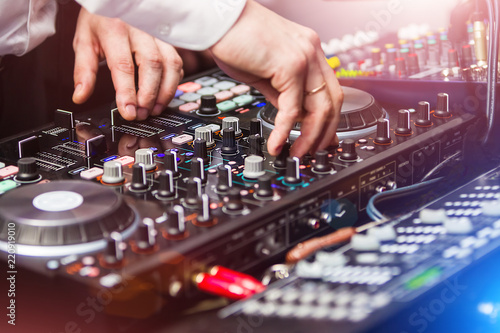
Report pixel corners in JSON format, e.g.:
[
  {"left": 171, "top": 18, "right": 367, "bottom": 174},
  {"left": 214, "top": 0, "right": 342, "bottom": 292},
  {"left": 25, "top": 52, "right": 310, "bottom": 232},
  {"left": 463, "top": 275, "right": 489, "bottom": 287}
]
[
  {"left": 210, "top": 0, "right": 343, "bottom": 158},
  {"left": 72, "top": 8, "right": 184, "bottom": 121}
]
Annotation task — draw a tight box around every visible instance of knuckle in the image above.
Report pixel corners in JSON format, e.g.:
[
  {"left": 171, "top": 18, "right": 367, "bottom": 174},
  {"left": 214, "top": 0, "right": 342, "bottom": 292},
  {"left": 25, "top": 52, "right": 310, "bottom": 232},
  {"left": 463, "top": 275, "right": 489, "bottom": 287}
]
[
  {"left": 144, "top": 53, "right": 164, "bottom": 70},
  {"left": 113, "top": 58, "right": 135, "bottom": 75},
  {"left": 168, "top": 55, "right": 183, "bottom": 73}
]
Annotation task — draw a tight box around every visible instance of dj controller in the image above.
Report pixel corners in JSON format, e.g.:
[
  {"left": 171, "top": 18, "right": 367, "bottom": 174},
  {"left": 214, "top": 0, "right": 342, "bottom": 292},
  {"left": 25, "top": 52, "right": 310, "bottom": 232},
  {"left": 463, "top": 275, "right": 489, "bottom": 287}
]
[{"left": 0, "top": 67, "right": 479, "bottom": 330}]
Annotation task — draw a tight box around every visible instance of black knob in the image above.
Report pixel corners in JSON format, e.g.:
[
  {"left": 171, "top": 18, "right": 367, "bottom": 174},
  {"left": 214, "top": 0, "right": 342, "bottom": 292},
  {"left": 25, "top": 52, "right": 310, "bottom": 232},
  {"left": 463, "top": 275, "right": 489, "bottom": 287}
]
[
  {"left": 434, "top": 93, "right": 451, "bottom": 118},
  {"left": 183, "top": 177, "right": 202, "bottom": 208},
  {"left": 156, "top": 170, "right": 175, "bottom": 199},
  {"left": 193, "top": 138, "right": 208, "bottom": 163},
  {"left": 221, "top": 127, "right": 238, "bottom": 155},
  {"left": 216, "top": 165, "right": 232, "bottom": 194},
  {"left": 255, "top": 175, "right": 274, "bottom": 200},
  {"left": 415, "top": 101, "right": 432, "bottom": 127},
  {"left": 190, "top": 157, "right": 206, "bottom": 185},
  {"left": 164, "top": 151, "right": 180, "bottom": 178},
  {"left": 462, "top": 45, "right": 473, "bottom": 68},
  {"left": 223, "top": 188, "right": 245, "bottom": 213},
  {"left": 395, "top": 57, "right": 407, "bottom": 77},
  {"left": 195, "top": 194, "right": 215, "bottom": 226},
  {"left": 284, "top": 157, "right": 301, "bottom": 185},
  {"left": 103, "top": 232, "right": 124, "bottom": 266},
  {"left": 248, "top": 134, "right": 263, "bottom": 156},
  {"left": 198, "top": 95, "right": 219, "bottom": 116},
  {"left": 371, "top": 48, "right": 382, "bottom": 65},
  {"left": 339, "top": 139, "right": 358, "bottom": 162},
  {"left": 448, "top": 49, "right": 459, "bottom": 68},
  {"left": 395, "top": 109, "right": 412, "bottom": 135},
  {"left": 273, "top": 141, "right": 290, "bottom": 169},
  {"left": 130, "top": 163, "right": 148, "bottom": 191},
  {"left": 374, "top": 119, "right": 391, "bottom": 145},
  {"left": 312, "top": 150, "right": 333, "bottom": 173},
  {"left": 407, "top": 54, "right": 420, "bottom": 75},
  {"left": 386, "top": 49, "right": 397, "bottom": 66},
  {"left": 15, "top": 157, "right": 40, "bottom": 182},
  {"left": 163, "top": 205, "right": 188, "bottom": 239},
  {"left": 250, "top": 118, "right": 263, "bottom": 137},
  {"left": 135, "top": 218, "right": 157, "bottom": 251}
]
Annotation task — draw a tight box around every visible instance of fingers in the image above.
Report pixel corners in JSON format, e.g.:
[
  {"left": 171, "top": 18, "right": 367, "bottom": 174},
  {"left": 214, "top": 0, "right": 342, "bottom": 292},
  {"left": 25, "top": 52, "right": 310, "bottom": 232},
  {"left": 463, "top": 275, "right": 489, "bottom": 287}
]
[{"left": 72, "top": 9, "right": 100, "bottom": 105}]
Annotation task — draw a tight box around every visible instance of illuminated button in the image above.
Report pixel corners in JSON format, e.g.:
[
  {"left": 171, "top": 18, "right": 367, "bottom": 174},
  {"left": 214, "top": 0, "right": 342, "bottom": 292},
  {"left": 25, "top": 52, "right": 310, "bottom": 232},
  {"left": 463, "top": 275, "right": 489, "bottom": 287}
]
[
  {"left": 205, "top": 124, "right": 221, "bottom": 132},
  {"left": 482, "top": 200, "right": 500, "bottom": 216},
  {"left": 115, "top": 156, "right": 134, "bottom": 166},
  {"left": 168, "top": 98, "right": 184, "bottom": 108},
  {"left": 172, "top": 134, "right": 193, "bottom": 145},
  {"left": 217, "top": 100, "right": 237, "bottom": 112},
  {"left": 444, "top": 217, "right": 473, "bottom": 234},
  {"left": 358, "top": 139, "right": 368, "bottom": 144},
  {"left": 178, "top": 82, "right": 202, "bottom": 93},
  {"left": 196, "top": 87, "right": 219, "bottom": 96},
  {"left": 233, "top": 95, "right": 254, "bottom": 106},
  {"left": 179, "top": 92, "right": 201, "bottom": 103},
  {"left": 214, "top": 90, "right": 234, "bottom": 102},
  {"left": 179, "top": 102, "right": 199, "bottom": 113},
  {"left": 80, "top": 167, "right": 103, "bottom": 180},
  {"left": 174, "top": 89, "right": 183, "bottom": 98},
  {"left": 0, "top": 165, "right": 18, "bottom": 179},
  {"left": 194, "top": 76, "right": 218, "bottom": 86},
  {"left": 0, "top": 179, "right": 17, "bottom": 193},
  {"left": 230, "top": 84, "right": 251, "bottom": 95},
  {"left": 213, "top": 80, "right": 237, "bottom": 90},
  {"left": 419, "top": 208, "right": 447, "bottom": 224}
]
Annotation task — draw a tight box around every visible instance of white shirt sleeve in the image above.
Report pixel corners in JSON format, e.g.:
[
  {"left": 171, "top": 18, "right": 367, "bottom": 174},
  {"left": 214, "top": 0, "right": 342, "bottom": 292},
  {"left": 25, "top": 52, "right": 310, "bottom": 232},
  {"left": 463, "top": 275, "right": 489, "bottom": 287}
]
[
  {"left": 76, "top": 0, "right": 247, "bottom": 51},
  {"left": 0, "top": 0, "right": 57, "bottom": 56}
]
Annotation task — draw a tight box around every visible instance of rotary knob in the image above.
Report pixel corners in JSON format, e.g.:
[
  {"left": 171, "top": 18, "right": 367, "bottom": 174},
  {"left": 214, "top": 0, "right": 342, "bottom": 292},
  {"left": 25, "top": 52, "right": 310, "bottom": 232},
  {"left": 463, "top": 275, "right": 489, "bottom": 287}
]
[
  {"left": 156, "top": 170, "right": 175, "bottom": 199},
  {"left": 395, "top": 109, "right": 412, "bottom": 135},
  {"left": 243, "top": 155, "right": 265, "bottom": 179},
  {"left": 130, "top": 163, "right": 148, "bottom": 192},
  {"left": 254, "top": 175, "right": 274, "bottom": 200},
  {"left": 102, "top": 232, "right": 124, "bottom": 266},
  {"left": 190, "top": 158, "right": 206, "bottom": 185},
  {"left": 221, "top": 127, "right": 238, "bottom": 155},
  {"left": 162, "top": 205, "right": 188, "bottom": 240},
  {"left": 223, "top": 188, "right": 245, "bottom": 214},
  {"left": 312, "top": 150, "right": 332, "bottom": 173},
  {"left": 273, "top": 142, "right": 290, "bottom": 169},
  {"left": 134, "top": 218, "right": 157, "bottom": 252},
  {"left": 434, "top": 93, "right": 451, "bottom": 118},
  {"left": 415, "top": 101, "right": 432, "bottom": 127},
  {"left": 195, "top": 126, "right": 215, "bottom": 148},
  {"left": 222, "top": 117, "right": 242, "bottom": 137},
  {"left": 15, "top": 157, "right": 41, "bottom": 182},
  {"left": 164, "top": 151, "right": 180, "bottom": 178},
  {"left": 374, "top": 119, "right": 391, "bottom": 145},
  {"left": 339, "top": 139, "right": 358, "bottom": 162},
  {"left": 216, "top": 164, "right": 233, "bottom": 194},
  {"left": 250, "top": 118, "right": 263, "bottom": 137},
  {"left": 183, "top": 177, "right": 202, "bottom": 208},
  {"left": 193, "top": 138, "right": 209, "bottom": 164},
  {"left": 198, "top": 95, "right": 220, "bottom": 116},
  {"left": 135, "top": 148, "right": 156, "bottom": 171},
  {"left": 101, "top": 161, "right": 124, "bottom": 184},
  {"left": 248, "top": 134, "right": 263, "bottom": 156},
  {"left": 284, "top": 157, "right": 301, "bottom": 185},
  {"left": 195, "top": 194, "right": 216, "bottom": 226}
]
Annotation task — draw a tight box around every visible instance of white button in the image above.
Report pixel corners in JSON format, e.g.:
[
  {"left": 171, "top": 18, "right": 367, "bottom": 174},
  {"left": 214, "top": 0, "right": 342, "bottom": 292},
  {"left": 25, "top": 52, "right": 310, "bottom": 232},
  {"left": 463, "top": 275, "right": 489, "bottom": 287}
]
[
  {"left": 367, "top": 225, "right": 397, "bottom": 242},
  {"left": 172, "top": 134, "right": 193, "bottom": 145},
  {"left": 482, "top": 200, "right": 500, "bottom": 216},
  {"left": 419, "top": 209, "right": 447, "bottom": 224},
  {"left": 350, "top": 234, "right": 381, "bottom": 251},
  {"left": 444, "top": 217, "right": 473, "bottom": 234}
]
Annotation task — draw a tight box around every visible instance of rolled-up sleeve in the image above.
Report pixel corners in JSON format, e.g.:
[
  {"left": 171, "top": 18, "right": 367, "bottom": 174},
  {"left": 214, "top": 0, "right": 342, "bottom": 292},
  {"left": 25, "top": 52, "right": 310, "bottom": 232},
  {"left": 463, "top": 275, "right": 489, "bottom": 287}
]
[{"left": 76, "top": 0, "right": 247, "bottom": 50}]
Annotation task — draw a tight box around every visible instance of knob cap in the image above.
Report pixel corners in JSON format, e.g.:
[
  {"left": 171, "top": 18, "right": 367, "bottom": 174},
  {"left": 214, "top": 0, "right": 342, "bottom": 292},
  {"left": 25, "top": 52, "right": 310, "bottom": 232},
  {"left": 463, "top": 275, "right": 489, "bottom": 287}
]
[
  {"left": 135, "top": 148, "right": 156, "bottom": 171},
  {"left": 135, "top": 218, "right": 157, "bottom": 251},
  {"left": 130, "top": 163, "right": 148, "bottom": 191},
  {"left": 255, "top": 175, "right": 274, "bottom": 200},
  {"left": 395, "top": 109, "right": 412, "bottom": 135},
  {"left": 216, "top": 165, "right": 232, "bottom": 194},
  {"left": 222, "top": 117, "right": 241, "bottom": 137},
  {"left": 284, "top": 157, "right": 301, "bottom": 185},
  {"left": 273, "top": 142, "right": 290, "bottom": 169},
  {"left": 312, "top": 150, "right": 332, "bottom": 173},
  {"left": 374, "top": 119, "right": 391, "bottom": 145},
  {"left": 195, "top": 194, "right": 216, "bottom": 226},
  {"left": 163, "top": 205, "right": 188, "bottom": 239},
  {"left": 164, "top": 151, "right": 180, "bottom": 178},
  {"left": 448, "top": 49, "right": 459, "bottom": 68},
  {"left": 248, "top": 134, "right": 263, "bottom": 156},
  {"left": 193, "top": 138, "right": 208, "bottom": 163},
  {"left": 183, "top": 177, "right": 202, "bottom": 208},
  {"left": 198, "top": 95, "right": 220, "bottom": 116},
  {"left": 415, "top": 101, "right": 432, "bottom": 127},
  {"left": 195, "top": 126, "right": 215, "bottom": 147},
  {"left": 395, "top": 57, "right": 407, "bottom": 77},
  {"left": 250, "top": 118, "right": 263, "bottom": 137},
  {"left": 221, "top": 127, "right": 238, "bottom": 155},
  {"left": 243, "top": 155, "right": 265, "bottom": 179},
  {"left": 223, "top": 188, "right": 245, "bottom": 214},
  {"left": 434, "top": 93, "right": 451, "bottom": 118},
  {"left": 190, "top": 158, "right": 206, "bottom": 185},
  {"left": 102, "top": 232, "right": 124, "bottom": 266},
  {"left": 407, "top": 54, "right": 420, "bottom": 75},
  {"left": 15, "top": 157, "right": 40, "bottom": 182},
  {"left": 156, "top": 170, "right": 175, "bottom": 199},
  {"left": 339, "top": 139, "right": 358, "bottom": 162},
  {"left": 102, "top": 161, "right": 124, "bottom": 184}
]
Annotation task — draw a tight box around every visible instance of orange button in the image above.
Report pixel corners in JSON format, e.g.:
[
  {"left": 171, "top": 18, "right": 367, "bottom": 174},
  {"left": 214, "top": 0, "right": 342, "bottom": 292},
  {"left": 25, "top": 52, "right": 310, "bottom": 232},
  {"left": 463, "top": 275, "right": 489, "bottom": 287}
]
[
  {"left": 0, "top": 166, "right": 18, "bottom": 179},
  {"left": 178, "top": 82, "right": 202, "bottom": 93}
]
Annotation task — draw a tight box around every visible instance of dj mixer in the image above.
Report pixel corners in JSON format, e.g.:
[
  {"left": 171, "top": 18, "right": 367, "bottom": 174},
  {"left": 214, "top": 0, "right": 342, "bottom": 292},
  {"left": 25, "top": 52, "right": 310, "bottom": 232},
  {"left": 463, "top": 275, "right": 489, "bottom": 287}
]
[{"left": 0, "top": 68, "right": 477, "bottom": 324}]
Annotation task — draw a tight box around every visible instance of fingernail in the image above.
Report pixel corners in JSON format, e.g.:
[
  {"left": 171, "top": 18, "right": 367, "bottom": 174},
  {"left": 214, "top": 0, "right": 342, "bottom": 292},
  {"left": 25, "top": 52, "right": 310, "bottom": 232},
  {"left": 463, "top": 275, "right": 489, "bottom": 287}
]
[
  {"left": 137, "top": 108, "right": 149, "bottom": 120},
  {"left": 125, "top": 104, "right": 136, "bottom": 119},
  {"left": 153, "top": 104, "right": 164, "bottom": 115}
]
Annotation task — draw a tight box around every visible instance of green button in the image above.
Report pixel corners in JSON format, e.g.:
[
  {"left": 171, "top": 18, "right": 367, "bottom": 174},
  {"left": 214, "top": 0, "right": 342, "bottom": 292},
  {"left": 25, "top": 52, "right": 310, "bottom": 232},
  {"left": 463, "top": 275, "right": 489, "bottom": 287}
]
[
  {"left": 217, "top": 100, "right": 237, "bottom": 112},
  {"left": 0, "top": 180, "right": 18, "bottom": 194},
  {"left": 232, "top": 95, "right": 254, "bottom": 106}
]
